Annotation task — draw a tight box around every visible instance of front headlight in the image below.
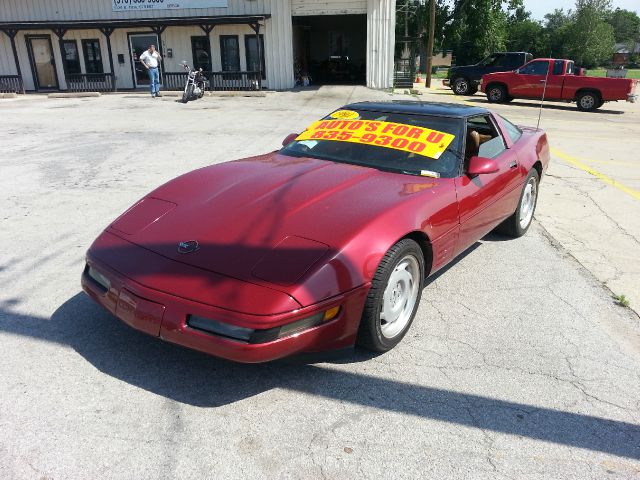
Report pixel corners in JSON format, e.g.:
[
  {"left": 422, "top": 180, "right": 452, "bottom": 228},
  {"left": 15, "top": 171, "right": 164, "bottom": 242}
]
[{"left": 187, "top": 306, "right": 341, "bottom": 344}]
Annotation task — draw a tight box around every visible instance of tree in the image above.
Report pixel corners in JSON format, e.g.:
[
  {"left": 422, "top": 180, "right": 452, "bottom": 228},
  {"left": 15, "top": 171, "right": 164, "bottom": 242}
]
[
  {"left": 444, "top": 0, "right": 523, "bottom": 65},
  {"left": 506, "top": 7, "right": 548, "bottom": 57},
  {"left": 564, "top": 0, "right": 615, "bottom": 67},
  {"left": 543, "top": 9, "right": 573, "bottom": 58},
  {"left": 605, "top": 8, "right": 640, "bottom": 43}
]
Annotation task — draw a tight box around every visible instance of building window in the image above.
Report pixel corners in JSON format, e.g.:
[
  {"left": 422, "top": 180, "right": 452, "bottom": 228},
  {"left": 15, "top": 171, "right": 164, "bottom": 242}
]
[
  {"left": 62, "top": 40, "right": 81, "bottom": 74},
  {"left": 82, "top": 39, "right": 104, "bottom": 74},
  {"left": 220, "top": 35, "right": 240, "bottom": 72},
  {"left": 244, "top": 34, "right": 265, "bottom": 79},
  {"left": 191, "top": 36, "right": 212, "bottom": 72}
]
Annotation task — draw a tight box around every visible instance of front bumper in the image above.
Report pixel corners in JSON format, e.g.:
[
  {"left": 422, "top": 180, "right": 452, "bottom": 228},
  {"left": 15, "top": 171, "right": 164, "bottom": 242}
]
[{"left": 81, "top": 256, "right": 369, "bottom": 363}]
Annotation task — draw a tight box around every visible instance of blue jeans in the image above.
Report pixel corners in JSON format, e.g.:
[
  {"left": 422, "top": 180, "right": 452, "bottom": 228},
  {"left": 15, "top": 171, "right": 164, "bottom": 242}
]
[{"left": 148, "top": 67, "right": 160, "bottom": 95}]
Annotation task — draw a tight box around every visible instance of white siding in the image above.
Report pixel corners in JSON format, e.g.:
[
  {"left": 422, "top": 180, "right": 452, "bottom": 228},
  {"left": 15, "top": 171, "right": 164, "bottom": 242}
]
[
  {"left": 265, "top": 0, "right": 293, "bottom": 90},
  {"left": 291, "top": 0, "right": 366, "bottom": 16},
  {"left": 0, "top": 0, "right": 271, "bottom": 21},
  {"left": 366, "top": 0, "right": 395, "bottom": 89}
]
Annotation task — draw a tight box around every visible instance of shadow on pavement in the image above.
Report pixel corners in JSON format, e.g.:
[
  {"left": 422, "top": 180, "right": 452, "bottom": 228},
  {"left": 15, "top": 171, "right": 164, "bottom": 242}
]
[
  {"left": 1, "top": 292, "right": 639, "bottom": 460},
  {"left": 468, "top": 98, "right": 625, "bottom": 115}
]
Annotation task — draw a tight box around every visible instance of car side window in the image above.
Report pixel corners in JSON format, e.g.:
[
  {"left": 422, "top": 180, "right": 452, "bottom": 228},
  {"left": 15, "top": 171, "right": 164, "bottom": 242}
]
[
  {"left": 519, "top": 60, "right": 550, "bottom": 75},
  {"left": 552, "top": 60, "right": 564, "bottom": 75},
  {"left": 498, "top": 115, "right": 523, "bottom": 143},
  {"left": 466, "top": 115, "right": 507, "bottom": 160}
]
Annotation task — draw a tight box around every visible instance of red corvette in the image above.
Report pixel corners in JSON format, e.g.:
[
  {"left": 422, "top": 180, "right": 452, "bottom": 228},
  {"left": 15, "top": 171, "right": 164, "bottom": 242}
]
[{"left": 82, "top": 102, "right": 549, "bottom": 363}]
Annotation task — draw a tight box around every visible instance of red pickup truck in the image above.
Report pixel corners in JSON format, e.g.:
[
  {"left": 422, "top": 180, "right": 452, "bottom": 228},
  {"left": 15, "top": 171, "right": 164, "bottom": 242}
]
[{"left": 480, "top": 58, "right": 638, "bottom": 111}]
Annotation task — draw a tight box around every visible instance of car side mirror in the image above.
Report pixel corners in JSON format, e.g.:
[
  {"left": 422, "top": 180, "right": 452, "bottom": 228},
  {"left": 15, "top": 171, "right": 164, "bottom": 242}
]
[
  {"left": 467, "top": 156, "right": 499, "bottom": 175},
  {"left": 282, "top": 133, "right": 298, "bottom": 146}
]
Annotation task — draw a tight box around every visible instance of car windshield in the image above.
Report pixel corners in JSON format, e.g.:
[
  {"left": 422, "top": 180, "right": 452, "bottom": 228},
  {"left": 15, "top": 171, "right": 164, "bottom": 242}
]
[{"left": 280, "top": 110, "right": 464, "bottom": 178}]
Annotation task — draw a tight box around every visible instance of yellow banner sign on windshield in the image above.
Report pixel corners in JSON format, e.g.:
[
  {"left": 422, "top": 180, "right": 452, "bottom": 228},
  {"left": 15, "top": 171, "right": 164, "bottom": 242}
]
[{"left": 295, "top": 119, "right": 455, "bottom": 159}]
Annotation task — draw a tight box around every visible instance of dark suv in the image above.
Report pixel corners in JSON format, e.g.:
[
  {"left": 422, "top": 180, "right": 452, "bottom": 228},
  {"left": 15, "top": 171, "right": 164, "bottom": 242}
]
[{"left": 444, "top": 52, "right": 533, "bottom": 95}]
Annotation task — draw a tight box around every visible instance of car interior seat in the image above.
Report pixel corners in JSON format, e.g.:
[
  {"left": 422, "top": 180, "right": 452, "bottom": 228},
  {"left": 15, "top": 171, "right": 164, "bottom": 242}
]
[{"left": 465, "top": 129, "right": 480, "bottom": 161}]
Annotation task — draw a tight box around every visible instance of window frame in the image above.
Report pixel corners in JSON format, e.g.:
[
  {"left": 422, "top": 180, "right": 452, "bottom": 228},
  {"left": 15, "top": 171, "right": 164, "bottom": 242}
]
[
  {"left": 220, "top": 35, "right": 240, "bottom": 72},
  {"left": 81, "top": 38, "right": 104, "bottom": 74},
  {"left": 62, "top": 39, "right": 81, "bottom": 74},
  {"left": 191, "top": 36, "right": 212, "bottom": 72},
  {"left": 244, "top": 34, "right": 265, "bottom": 79}
]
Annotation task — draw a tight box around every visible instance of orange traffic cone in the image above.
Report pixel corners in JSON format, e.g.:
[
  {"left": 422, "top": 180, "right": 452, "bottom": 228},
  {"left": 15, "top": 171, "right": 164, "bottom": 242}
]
[{"left": 415, "top": 73, "right": 422, "bottom": 83}]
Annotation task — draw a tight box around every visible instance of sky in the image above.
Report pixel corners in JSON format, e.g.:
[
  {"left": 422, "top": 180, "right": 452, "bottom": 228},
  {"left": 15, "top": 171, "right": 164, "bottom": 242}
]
[{"left": 525, "top": 0, "right": 640, "bottom": 20}]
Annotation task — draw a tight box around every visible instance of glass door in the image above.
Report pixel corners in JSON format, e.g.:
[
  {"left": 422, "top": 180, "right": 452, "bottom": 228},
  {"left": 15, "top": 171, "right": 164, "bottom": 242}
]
[
  {"left": 27, "top": 36, "right": 59, "bottom": 90},
  {"left": 129, "top": 33, "right": 160, "bottom": 88}
]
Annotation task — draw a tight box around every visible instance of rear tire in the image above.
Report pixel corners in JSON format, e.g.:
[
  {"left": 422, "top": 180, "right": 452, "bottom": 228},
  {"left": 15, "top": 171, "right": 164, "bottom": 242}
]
[
  {"left": 576, "top": 91, "right": 600, "bottom": 112},
  {"left": 357, "top": 239, "right": 425, "bottom": 353},
  {"left": 487, "top": 84, "right": 508, "bottom": 103},
  {"left": 182, "top": 84, "right": 194, "bottom": 104},
  {"left": 496, "top": 169, "right": 540, "bottom": 238}
]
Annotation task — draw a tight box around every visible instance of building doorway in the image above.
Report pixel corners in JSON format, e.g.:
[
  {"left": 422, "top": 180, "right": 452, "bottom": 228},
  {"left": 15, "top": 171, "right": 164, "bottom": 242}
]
[
  {"left": 128, "top": 33, "right": 160, "bottom": 88},
  {"left": 26, "top": 35, "right": 59, "bottom": 90},
  {"left": 292, "top": 15, "right": 366, "bottom": 85}
]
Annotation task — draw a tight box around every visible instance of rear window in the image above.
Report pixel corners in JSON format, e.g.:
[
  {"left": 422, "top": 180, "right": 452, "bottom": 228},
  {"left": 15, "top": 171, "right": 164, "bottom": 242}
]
[{"left": 281, "top": 110, "right": 464, "bottom": 178}]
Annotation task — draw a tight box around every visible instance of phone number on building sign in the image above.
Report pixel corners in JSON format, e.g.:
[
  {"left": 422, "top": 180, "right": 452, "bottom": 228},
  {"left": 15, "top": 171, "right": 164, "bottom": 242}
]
[{"left": 112, "top": 0, "right": 228, "bottom": 11}]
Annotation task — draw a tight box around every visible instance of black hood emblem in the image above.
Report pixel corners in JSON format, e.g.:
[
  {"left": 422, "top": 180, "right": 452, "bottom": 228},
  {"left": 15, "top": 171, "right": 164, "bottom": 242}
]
[{"left": 178, "top": 240, "right": 199, "bottom": 254}]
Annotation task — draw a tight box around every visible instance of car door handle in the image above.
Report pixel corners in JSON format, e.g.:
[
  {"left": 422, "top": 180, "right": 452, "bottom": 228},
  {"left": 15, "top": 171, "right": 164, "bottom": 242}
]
[
  {"left": 508, "top": 160, "right": 518, "bottom": 169},
  {"left": 539, "top": 80, "right": 546, "bottom": 83}
]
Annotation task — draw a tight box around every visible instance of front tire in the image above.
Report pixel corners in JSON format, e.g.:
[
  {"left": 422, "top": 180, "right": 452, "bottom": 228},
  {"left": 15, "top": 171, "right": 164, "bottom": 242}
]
[
  {"left": 497, "top": 169, "right": 540, "bottom": 237},
  {"left": 182, "top": 84, "right": 194, "bottom": 104},
  {"left": 452, "top": 77, "right": 472, "bottom": 95},
  {"left": 487, "top": 84, "right": 508, "bottom": 103},
  {"left": 357, "top": 239, "right": 425, "bottom": 352}
]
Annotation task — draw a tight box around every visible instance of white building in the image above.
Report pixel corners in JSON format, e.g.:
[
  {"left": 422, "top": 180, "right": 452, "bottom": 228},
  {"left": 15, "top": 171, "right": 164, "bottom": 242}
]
[{"left": 0, "top": 0, "right": 397, "bottom": 93}]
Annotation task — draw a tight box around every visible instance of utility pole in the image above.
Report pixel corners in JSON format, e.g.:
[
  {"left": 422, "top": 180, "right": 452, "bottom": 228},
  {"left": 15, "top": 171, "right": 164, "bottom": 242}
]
[{"left": 425, "top": 0, "right": 436, "bottom": 87}]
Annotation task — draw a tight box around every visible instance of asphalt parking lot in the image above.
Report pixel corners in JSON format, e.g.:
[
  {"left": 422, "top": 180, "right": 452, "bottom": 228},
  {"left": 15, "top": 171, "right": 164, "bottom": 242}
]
[{"left": 1, "top": 85, "right": 639, "bottom": 479}]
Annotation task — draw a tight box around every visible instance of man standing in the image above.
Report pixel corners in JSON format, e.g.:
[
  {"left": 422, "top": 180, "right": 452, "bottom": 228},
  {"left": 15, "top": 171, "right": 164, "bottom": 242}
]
[{"left": 139, "top": 44, "right": 162, "bottom": 98}]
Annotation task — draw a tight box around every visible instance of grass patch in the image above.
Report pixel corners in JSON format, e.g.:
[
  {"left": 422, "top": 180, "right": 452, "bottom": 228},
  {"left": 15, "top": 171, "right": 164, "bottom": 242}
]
[
  {"left": 613, "top": 293, "right": 630, "bottom": 308},
  {"left": 416, "top": 70, "right": 449, "bottom": 79},
  {"left": 585, "top": 69, "right": 640, "bottom": 79}
]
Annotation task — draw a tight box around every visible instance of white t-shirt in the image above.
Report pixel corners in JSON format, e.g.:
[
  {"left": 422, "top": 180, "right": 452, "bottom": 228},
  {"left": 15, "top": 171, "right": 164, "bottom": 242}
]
[{"left": 140, "top": 50, "right": 160, "bottom": 68}]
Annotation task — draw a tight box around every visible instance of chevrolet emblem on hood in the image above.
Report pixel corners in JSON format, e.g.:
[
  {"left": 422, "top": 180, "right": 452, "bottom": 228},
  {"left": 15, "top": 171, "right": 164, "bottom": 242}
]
[{"left": 178, "top": 240, "right": 199, "bottom": 254}]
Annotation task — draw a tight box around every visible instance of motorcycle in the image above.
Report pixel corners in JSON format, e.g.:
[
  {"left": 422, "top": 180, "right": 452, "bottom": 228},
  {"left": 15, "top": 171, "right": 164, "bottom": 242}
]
[{"left": 180, "top": 62, "right": 207, "bottom": 103}]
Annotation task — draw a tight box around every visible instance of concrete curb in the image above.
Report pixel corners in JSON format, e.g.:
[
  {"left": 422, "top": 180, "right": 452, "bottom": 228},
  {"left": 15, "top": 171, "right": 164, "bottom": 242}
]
[
  {"left": 158, "top": 90, "right": 266, "bottom": 98},
  {"left": 207, "top": 91, "right": 266, "bottom": 98},
  {"left": 0, "top": 92, "right": 18, "bottom": 99},
  {"left": 48, "top": 92, "right": 101, "bottom": 98}
]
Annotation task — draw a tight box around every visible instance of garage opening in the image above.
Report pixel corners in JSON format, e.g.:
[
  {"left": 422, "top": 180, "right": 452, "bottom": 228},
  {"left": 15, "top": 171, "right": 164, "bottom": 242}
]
[{"left": 292, "top": 15, "right": 367, "bottom": 85}]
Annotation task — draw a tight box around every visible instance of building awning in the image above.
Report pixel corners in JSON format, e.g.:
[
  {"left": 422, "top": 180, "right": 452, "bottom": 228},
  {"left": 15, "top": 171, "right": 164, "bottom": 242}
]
[{"left": 0, "top": 14, "right": 270, "bottom": 32}]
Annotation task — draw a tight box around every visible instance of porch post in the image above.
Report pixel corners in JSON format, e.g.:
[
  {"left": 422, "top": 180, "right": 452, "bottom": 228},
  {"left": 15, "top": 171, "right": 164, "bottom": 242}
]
[
  {"left": 2, "top": 29, "right": 24, "bottom": 92},
  {"left": 150, "top": 25, "right": 167, "bottom": 56},
  {"left": 150, "top": 25, "right": 167, "bottom": 84},
  {"left": 199, "top": 24, "right": 215, "bottom": 72},
  {"left": 99, "top": 27, "right": 116, "bottom": 91},
  {"left": 52, "top": 28, "right": 68, "bottom": 91},
  {"left": 250, "top": 22, "right": 263, "bottom": 90}
]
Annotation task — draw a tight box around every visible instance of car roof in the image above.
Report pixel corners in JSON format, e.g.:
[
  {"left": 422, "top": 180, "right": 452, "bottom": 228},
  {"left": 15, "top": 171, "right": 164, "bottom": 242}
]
[{"left": 342, "top": 101, "right": 490, "bottom": 119}]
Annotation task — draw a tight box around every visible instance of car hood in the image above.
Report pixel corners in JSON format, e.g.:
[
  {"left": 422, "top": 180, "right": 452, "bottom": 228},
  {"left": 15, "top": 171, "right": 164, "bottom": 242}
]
[{"left": 106, "top": 152, "right": 445, "bottom": 286}]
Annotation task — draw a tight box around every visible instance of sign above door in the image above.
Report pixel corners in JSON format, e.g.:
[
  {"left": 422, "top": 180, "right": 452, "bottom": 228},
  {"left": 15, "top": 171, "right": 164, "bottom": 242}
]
[{"left": 112, "top": 0, "right": 228, "bottom": 11}]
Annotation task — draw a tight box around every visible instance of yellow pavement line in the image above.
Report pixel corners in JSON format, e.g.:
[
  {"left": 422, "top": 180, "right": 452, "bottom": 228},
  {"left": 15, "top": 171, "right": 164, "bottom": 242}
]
[{"left": 551, "top": 147, "right": 640, "bottom": 200}]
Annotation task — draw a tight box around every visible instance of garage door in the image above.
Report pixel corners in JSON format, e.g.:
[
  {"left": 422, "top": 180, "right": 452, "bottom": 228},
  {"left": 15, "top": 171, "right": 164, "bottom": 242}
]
[{"left": 291, "top": 0, "right": 367, "bottom": 16}]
